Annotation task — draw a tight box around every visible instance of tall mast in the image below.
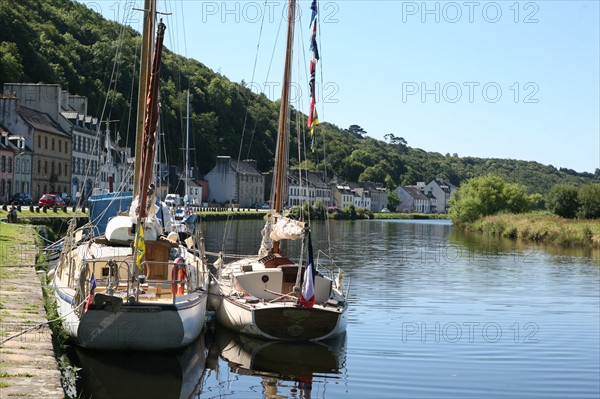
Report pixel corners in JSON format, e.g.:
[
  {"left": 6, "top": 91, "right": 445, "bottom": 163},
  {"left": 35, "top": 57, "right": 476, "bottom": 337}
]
[
  {"left": 272, "top": 0, "right": 296, "bottom": 254},
  {"left": 138, "top": 20, "right": 166, "bottom": 220},
  {"left": 133, "top": 0, "right": 155, "bottom": 197},
  {"left": 185, "top": 90, "right": 190, "bottom": 200}
]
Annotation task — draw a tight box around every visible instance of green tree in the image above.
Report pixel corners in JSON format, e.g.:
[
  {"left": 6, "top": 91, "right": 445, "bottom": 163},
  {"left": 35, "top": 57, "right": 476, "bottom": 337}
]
[
  {"left": 448, "top": 175, "right": 532, "bottom": 224},
  {"left": 0, "top": 42, "right": 25, "bottom": 82},
  {"left": 546, "top": 183, "right": 579, "bottom": 218},
  {"left": 386, "top": 189, "right": 400, "bottom": 211},
  {"left": 577, "top": 183, "right": 600, "bottom": 219}
]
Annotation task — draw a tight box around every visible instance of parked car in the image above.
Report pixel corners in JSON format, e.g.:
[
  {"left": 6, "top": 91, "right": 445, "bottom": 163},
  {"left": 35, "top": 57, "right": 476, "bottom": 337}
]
[
  {"left": 38, "top": 193, "right": 65, "bottom": 208},
  {"left": 10, "top": 193, "right": 32, "bottom": 205}
]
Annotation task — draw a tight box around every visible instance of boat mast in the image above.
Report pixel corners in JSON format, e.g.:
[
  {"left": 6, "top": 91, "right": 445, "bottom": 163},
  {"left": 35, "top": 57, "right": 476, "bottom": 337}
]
[
  {"left": 185, "top": 90, "right": 190, "bottom": 202},
  {"left": 272, "top": 0, "right": 296, "bottom": 254},
  {"left": 133, "top": 0, "right": 155, "bottom": 197},
  {"left": 137, "top": 20, "right": 166, "bottom": 219}
]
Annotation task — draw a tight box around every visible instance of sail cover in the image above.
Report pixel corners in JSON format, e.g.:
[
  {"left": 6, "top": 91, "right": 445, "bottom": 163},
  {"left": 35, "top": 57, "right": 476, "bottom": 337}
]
[{"left": 270, "top": 215, "right": 306, "bottom": 241}]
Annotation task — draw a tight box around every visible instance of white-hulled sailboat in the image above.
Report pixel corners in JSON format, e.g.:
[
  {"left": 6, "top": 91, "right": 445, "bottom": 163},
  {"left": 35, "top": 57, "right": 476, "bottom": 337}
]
[
  {"left": 50, "top": 3, "right": 208, "bottom": 350},
  {"left": 210, "top": 0, "right": 348, "bottom": 341}
]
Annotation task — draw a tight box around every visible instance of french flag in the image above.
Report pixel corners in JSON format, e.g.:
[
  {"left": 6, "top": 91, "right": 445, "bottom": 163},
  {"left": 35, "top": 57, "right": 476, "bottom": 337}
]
[{"left": 300, "top": 233, "right": 316, "bottom": 308}]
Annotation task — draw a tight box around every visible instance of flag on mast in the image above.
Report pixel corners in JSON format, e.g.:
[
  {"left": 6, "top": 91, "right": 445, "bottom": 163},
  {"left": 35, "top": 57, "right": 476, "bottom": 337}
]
[
  {"left": 135, "top": 224, "right": 146, "bottom": 270},
  {"left": 307, "top": 0, "right": 320, "bottom": 151}
]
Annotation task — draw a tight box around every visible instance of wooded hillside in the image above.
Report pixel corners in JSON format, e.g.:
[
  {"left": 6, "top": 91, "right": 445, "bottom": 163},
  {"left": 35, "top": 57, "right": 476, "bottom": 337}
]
[{"left": 1, "top": 0, "right": 597, "bottom": 194}]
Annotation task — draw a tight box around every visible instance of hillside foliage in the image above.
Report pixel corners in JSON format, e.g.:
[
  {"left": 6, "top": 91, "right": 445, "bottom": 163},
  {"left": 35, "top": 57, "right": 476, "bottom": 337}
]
[{"left": 1, "top": 0, "right": 598, "bottom": 195}]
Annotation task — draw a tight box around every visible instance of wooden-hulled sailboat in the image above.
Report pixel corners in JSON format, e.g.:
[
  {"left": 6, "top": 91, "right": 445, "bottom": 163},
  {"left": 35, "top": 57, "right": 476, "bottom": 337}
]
[
  {"left": 50, "top": 5, "right": 208, "bottom": 350},
  {"left": 210, "top": 0, "right": 348, "bottom": 341}
]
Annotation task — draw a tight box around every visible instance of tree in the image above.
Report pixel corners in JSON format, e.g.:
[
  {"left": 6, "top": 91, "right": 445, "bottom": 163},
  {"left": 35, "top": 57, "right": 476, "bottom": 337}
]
[
  {"left": 546, "top": 183, "right": 579, "bottom": 218},
  {"left": 386, "top": 190, "right": 400, "bottom": 211},
  {"left": 347, "top": 124, "right": 367, "bottom": 138},
  {"left": 448, "top": 175, "right": 532, "bottom": 224},
  {"left": 577, "top": 183, "right": 600, "bottom": 219}
]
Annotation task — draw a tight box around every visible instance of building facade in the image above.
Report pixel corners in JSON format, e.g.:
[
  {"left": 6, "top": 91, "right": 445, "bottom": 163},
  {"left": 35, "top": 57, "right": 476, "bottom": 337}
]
[{"left": 205, "top": 156, "right": 264, "bottom": 207}]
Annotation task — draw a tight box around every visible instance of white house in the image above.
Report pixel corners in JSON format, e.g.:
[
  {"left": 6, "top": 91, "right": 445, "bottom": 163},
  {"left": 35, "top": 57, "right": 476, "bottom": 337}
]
[
  {"left": 205, "top": 156, "right": 264, "bottom": 207},
  {"left": 423, "top": 179, "right": 457, "bottom": 213},
  {"left": 394, "top": 185, "right": 431, "bottom": 213}
]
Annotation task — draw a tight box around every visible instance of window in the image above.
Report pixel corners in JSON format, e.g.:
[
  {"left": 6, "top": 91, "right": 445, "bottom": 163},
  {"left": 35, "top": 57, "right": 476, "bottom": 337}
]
[
  {"left": 45, "top": 137, "right": 48, "bottom": 149},
  {"left": 15, "top": 159, "right": 20, "bottom": 173},
  {"left": 38, "top": 136, "right": 41, "bottom": 149},
  {"left": 0, "top": 179, "right": 4, "bottom": 195},
  {"left": 1, "top": 156, "right": 5, "bottom": 172},
  {"left": 58, "top": 163, "right": 62, "bottom": 176},
  {"left": 65, "top": 142, "right": 68, "bottom": 153},
  {"left": 8, "top": 157, "right": 12, "bottom": 173},
  {"left": 52, "top": 138, "right": 55, "bottom": 151},
  {"left": 38, "top": 160, "right": 41, "bottom": 174},
  {"left": 59, "top": 140, "right": 62, "bottom": 152},
  {"left": 44, "top": 161, "right": 47, "bottom": 175}
]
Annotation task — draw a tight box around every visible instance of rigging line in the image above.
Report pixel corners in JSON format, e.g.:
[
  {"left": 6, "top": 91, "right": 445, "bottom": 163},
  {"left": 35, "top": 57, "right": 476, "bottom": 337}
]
[
  {"left": 242, "top": 0, "right": 272, "bottom": 161},
  {"left": 314, "top": 11, "right": 334, "bottom": 259},
  {"left": 264, "top": 5, "right": 286, "bottom": 92},
  {"left": 237, "top": 0, "right": 269, "bottom": 175}
]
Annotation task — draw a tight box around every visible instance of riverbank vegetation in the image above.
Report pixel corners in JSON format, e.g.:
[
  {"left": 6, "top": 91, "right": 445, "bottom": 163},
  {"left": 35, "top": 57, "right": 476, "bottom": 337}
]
[
  {"left": 470, "top": 213, "right": 600, "bottom": 247},
  {"left": 449, "top": 175, "right": 600, "bottom": 247}
]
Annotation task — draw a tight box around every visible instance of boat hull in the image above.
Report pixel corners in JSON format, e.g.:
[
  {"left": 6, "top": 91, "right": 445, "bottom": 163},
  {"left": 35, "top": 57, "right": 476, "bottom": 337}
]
[
  {"left": 54, "top": 285, "right": 207, "bottom": 350},
  {"left": 216, "top": 297, "right": 347, "bottom": 341}
]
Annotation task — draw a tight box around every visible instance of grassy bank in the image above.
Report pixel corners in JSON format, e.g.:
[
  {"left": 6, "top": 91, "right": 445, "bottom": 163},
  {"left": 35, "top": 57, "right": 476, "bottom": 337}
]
[{"left": 468, "top": 212, "right": 600, "bottom": 247}]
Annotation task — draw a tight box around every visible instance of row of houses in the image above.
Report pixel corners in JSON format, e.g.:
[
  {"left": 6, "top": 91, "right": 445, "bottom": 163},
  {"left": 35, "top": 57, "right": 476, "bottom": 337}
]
[
  {"left": 203, "top": 155, "right": 456, "bottom": 213},
  {"left": 394, "top": 181, "right": 458, "bottom": 213},
  {"left": 1, "top": 83, "right": 457, "bottom": 213},
  {"left": 201, "top": 155, "right": 389, "bottom": 211},
  {"left": 0, "top": 83, "right": 132, "bottom": 204}
]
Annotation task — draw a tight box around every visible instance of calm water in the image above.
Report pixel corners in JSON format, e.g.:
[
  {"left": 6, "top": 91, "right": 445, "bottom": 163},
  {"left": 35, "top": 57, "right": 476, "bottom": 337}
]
[{"left": 73, "top": 219, "right": 600, "bottom": 398}]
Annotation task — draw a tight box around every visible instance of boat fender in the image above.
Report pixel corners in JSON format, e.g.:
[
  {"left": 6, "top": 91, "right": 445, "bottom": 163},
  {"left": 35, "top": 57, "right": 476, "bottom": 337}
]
[{"left": 171, "top": 257, "right": 187, "bottom": 296}]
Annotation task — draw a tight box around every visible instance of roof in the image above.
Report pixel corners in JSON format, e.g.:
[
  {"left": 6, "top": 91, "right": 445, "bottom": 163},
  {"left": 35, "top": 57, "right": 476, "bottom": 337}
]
[
  {"left": 400, "top": 186, "right": 429, "bottom": 200},
  {"left": 431, "top": 179, "right": 457, "bottom": 192},
  {"left": 18, "top": 107, "right": 69, "bottom": 138},
  {"left": 230, "top": 159, "right": 262, "bottom": 175}
]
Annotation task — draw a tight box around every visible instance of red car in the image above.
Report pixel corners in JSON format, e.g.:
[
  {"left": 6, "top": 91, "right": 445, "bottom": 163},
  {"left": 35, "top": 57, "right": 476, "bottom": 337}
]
[{"left": 38, "top": 194, "right": 65, "bottom": 208}]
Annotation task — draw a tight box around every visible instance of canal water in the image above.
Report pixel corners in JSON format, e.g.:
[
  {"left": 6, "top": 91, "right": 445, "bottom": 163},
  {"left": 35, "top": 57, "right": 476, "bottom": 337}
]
[{"left": 72, "top": 219, "right": 599, "bottom": 398}]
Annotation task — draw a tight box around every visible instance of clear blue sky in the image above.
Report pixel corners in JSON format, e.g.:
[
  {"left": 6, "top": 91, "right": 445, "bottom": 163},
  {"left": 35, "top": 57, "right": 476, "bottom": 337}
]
[{"left": 80, "top": 0, "right": 599, "bottom": 173}]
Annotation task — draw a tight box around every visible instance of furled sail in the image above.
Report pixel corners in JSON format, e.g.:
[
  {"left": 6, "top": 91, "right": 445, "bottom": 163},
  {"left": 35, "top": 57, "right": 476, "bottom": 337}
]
[{"left": 270, "top": 215, "right": 306, "bottom": 241}]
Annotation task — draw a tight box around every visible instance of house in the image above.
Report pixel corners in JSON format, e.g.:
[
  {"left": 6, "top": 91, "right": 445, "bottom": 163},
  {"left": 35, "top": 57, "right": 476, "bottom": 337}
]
[
  {"left": 346, "top": 182, "right": 371, "bottom": 210},
  {"left": 0, "top": 124, "right": 32, "bottom": 202},
  {"left": 394, "top": 185, "right": 431, "bottom": 213},
  {"left": 187, "top": 180, "right": 203, "bottom": 206},
  {"left": 204, "top": 156, "right": 264, "bottom": 207},
  {"left": 0, "top": 132, "right": 14, "bottom": 203},
  {"left": 360, "top": 181, "right": 388, "bottom": 212},
  {"left": 0, "top": 91, "right": 72, "bottom": 201},
  {"left": 287, "top": 170, "right": 332, "bottom": 207},
  {"left": 423, "top": 179, "right": 457, "bottom": 213},
  {"left": 2, "top": 83, "right": 125, "bottom": 203},
  {"left": 331, "top": 182, "right": 354, "bottom": 209},
  {"left": 96, "top": 130, "right": 134, "bottom": 198}
]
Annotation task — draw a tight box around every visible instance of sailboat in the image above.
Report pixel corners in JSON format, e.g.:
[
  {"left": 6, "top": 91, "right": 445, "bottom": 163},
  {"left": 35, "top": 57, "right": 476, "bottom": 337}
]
[
  {"left": 50, "top": 3, "right": 209, "bottom": 350},
  {"left": 210, "top": 0, "right": 348, "bottom": 341}
]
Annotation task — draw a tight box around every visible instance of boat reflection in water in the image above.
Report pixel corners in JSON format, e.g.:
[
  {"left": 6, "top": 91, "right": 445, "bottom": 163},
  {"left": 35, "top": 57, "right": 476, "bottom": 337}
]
[
  {"left": 72, "top": 333, "right": 207, "bottom": 399},
  {"left": 212, "top": 327, "right": 346, "bottom": 397}
]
